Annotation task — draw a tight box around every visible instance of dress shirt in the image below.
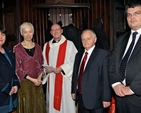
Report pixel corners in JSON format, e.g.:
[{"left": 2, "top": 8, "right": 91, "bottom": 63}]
[
  {"left": 79, "top": 45, "right": 95, "bottom": 71},
  {"left": 122, "top": 30, "right": 141, "bottom": 59}
]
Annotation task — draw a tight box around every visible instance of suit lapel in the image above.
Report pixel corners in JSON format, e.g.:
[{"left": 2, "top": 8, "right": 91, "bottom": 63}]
[
  {"left": 3, "top": 47, "right": 14, "bottom": 69},
  {"left": 118, "top": 32, "right": 130, "bottom": 62},
  {"left": 77, "top": 50, "right": 84, "bottom": 71},
  {"left": 0, "top": 53, "right": 12, "bottom": 70},
  {"left": 130, "top": 34, "right": 141, "bottom": 60},
  {"left": 5, "top": 51, "right": 13, "bottom": 67},
  {"left": 84, "top": 48, "right": 97, "bottom": 73}
]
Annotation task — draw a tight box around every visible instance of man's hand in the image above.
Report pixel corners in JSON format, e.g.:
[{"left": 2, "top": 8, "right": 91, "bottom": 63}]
[
  {"left": 113, "top": 84, "right": 134, "bottom": 97},
  {"left": 71, "top": 93, "right": 76, "bottom": 100},
  {"left": 113, "top": 84, "right": 125, "bottom": 97},
  {"left": 103, "top": 101, "right": 111, "bottom": 108},
  {"left": 53, "top": 67, "right": 62, "bottom": 74},
  {"left": 46, "top": 68, "right": 54, "bottom": 73},
  {"left": 122, "top": 86, "right": 134, "bottom": 95}
]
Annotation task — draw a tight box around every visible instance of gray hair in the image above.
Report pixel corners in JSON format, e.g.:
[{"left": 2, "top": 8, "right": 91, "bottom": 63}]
[
  {"left": 20, "top": 22, "right": 34, "bottom": 35},
  {"left": 81, "top": 29, "right": 97, "bottom": 38}
]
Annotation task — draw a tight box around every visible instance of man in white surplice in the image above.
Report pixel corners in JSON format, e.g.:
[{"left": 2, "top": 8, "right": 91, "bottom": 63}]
[{"left": 42, "top": 24, "right": 78, "bottom": 113}]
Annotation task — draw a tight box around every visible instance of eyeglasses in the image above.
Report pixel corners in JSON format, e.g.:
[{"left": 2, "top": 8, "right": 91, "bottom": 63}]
[
  {"left": 51, "top": 28, "right": 61, "bottom": 31},
  {"left": 127, "top": 11, "right": 141, "bottom": 18}
]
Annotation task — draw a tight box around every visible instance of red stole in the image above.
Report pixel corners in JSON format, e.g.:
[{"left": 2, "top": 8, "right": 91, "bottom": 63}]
[{"left": 46, "top": 40, "right": 67, "bottom": 111}]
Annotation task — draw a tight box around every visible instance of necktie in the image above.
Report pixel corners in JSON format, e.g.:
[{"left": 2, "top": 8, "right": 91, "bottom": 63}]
[
  {"left": 119, "top": 32, "right": 138, "bottom": 81},
  {"left": 78, "top": 52, "right": 88, "bottom": 94}
]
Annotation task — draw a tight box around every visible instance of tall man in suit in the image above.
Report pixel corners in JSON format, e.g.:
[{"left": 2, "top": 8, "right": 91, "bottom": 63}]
[
  {"left": 71, "top": 29, "right": 111, "bottom": 113},
  {"left": 108, "top": 1, "right": 141, "bottom": 113}
]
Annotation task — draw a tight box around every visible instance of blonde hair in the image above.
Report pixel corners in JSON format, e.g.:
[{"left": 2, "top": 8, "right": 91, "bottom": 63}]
[{"left": 20, "top": 22, "right": 34, "bottom": 35}]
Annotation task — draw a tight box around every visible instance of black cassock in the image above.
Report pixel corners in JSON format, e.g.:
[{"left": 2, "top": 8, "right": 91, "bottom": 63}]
[
  {"left": 62, "top": 23, "right": 83, "bottom": 51},
  {"left": 92, "top": 18, "right": 109, "bottom": 51}
]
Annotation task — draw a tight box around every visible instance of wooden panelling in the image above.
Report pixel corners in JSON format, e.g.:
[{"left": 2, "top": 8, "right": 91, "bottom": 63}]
[
  {"left": 93, "top": 0, "right": 110, "bottom": 36},
  {"left": 46, "top": 0, "right": 74, "bottom": 4},
  {"left": 19, "top": 0, "right": 111, "bottom": 48},
  {"left": 19, "top": 0, "right": 47, "bottom": 47},
  {"left": 0, "top": 0, "right": 111, "bottom": 49}
]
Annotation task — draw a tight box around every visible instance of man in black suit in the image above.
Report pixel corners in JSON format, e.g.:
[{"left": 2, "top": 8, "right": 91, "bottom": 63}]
[
  {"left": 71, "top": 29, "right": 111, "bottom": 113},
  {"left": 108, "top": 1, "right": 141, "bottom": 113}
]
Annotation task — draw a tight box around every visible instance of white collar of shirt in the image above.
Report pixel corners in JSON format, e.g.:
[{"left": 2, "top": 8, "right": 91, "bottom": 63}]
[
  {"left": 84, "top": 45, "right": 95, "bottom": 57},
  {"left": 123, "top": 29, "right": 141, "bottom": 58},
  {"left": 81, "top": 45, "right": 95, "bottom": 69}
]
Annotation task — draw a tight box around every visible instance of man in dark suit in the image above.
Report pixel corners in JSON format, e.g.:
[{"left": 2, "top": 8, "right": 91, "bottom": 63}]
[
  {"left": 108, "top": 1, "right": 141, "bottom": 113},
  {"left": 71, "top": 29, "right": 111, "bottom": 113}
]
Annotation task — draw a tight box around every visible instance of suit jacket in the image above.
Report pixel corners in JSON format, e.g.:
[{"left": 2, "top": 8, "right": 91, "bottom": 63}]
[
  {"left": 71, "top": 47, "right": 111, "bottom": 109},
  {"left": 108, "top": 31, "right": 141, "bottom": 107},
  {"left": 0, "top": 46, "right": 20, "bottom": 113}
]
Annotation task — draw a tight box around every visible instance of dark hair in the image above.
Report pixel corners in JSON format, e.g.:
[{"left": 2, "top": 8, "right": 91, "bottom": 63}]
[
  {"left": 0, "top": 25, "right": 6, "bottom": 34},
  {"left": 125, "top": 1, "right": 141, "bottom": 14}
]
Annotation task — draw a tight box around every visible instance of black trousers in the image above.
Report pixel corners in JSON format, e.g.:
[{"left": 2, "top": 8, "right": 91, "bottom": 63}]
[{"left": 116, "top": 97, "right": 141, "bottom": 113}]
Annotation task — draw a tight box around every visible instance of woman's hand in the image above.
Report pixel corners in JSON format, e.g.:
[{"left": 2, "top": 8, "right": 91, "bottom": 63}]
[
  {"left": 26, "top": 76, "right": 41, "bottom": 86},
  {"left": 32, "top": 78, "right": 41, "bottom": 86},
  {"left": 9, "top": 86, "right": 18, "bottom": 95}
]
